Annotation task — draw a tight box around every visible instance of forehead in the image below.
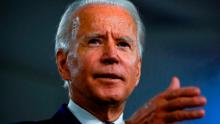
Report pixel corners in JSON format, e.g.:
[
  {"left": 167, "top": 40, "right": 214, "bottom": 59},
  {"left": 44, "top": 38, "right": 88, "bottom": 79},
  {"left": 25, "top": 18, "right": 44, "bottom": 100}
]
[{"left": 73, "top": 4, "right": 137, "bottom": 38}]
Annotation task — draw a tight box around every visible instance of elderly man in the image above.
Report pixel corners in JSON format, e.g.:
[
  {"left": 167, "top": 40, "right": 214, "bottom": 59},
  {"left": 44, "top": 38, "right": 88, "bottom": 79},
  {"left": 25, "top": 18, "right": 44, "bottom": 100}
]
[{"left": 17, "top": 0, "right": 206, "bottom": 124}]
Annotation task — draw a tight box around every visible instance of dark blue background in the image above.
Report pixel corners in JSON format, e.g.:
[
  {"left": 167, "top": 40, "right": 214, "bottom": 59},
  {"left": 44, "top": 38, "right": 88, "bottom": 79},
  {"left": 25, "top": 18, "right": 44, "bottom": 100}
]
[{"left": 1, "top": 0, "right": 220, "bottom": 123}]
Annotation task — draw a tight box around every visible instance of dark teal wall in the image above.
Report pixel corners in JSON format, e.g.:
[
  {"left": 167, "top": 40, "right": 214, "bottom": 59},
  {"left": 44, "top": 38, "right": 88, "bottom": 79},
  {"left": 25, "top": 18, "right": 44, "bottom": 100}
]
[{"left": 1, "top": 0, "right": 220, "bottom": 123}]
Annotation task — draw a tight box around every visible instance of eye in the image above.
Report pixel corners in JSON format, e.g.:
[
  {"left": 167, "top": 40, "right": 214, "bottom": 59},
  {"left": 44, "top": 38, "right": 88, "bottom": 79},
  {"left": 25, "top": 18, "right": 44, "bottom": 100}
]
[
  {"left": 88, "top": 38, "right": 102, "bottom": 47},
  {"left": 118, "top": 42, "right": 130, "bottom": 47},
  {"left": 117, "top": 40, "right": 131, "bottom": 49}
]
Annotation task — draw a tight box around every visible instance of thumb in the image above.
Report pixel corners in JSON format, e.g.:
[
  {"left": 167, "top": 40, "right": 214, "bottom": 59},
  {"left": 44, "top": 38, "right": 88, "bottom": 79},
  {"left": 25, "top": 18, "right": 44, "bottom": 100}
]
[{"left": 166, "top": 76, "right": 181, "bottom": 91}]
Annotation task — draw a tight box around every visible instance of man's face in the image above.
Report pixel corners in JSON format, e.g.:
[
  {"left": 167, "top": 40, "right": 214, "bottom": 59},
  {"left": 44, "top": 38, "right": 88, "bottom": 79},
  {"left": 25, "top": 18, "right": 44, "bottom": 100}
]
[{"left": 66, "top": 4, "right": 141, "bottom": 104}]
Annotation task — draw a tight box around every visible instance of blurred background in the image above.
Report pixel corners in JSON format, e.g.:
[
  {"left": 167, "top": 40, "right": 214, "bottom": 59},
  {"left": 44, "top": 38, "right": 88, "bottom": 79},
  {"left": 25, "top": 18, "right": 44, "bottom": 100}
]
[{"left": 1, "top": 0, "right": 219, "bottom": 123}]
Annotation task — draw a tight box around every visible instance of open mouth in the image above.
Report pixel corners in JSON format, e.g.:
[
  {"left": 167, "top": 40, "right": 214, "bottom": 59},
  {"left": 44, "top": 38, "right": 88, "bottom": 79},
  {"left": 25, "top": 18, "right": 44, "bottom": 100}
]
[{"left": 93, "top": 73, "right": 124, "bottom": 81}]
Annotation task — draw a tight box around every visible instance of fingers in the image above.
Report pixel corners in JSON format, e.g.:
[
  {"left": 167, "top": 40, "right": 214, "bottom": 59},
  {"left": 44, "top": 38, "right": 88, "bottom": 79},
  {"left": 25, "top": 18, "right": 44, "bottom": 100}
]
[
  {"left": 164, "top": 109, "right": 205, "bottom": 122},
  {"left": 166, "top": 76, "right": 180, "bottom": 91},
  {"left": 164, "top": 87, "right": 201, "bottom": 100},
  {"left": 162, "top": 96, "right": 207, "bottom": 111},
  {"left": 127, "top": 76, "right": 207, "bottom": 124},
  {"left": 161, "top": 76, "right": 207, "bottom": 123}
]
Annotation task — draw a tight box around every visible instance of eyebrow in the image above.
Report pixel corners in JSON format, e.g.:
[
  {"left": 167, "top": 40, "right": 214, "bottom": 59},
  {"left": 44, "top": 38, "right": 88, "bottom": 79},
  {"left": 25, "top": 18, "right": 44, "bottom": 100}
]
[
  {"left": 78, "top": 32, "right": 135, "bottom": 44},
  {"left": 117, "top": 36, "right": 134, "bottom": 44},
  {"left": 79, "top": 32, "right": 105, "bottom": 41}
]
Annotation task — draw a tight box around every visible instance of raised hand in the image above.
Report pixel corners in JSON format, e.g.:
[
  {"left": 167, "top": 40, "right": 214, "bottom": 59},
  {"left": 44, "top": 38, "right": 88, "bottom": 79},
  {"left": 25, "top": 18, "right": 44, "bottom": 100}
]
[{"left": 126, "top": 76, "right": 207, "bottom": 124}]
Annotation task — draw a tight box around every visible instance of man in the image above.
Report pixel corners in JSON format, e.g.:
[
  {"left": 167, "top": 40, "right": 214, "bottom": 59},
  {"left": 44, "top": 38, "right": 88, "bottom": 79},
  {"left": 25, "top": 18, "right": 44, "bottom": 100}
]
[{"left": 17, "top": 0, "right": 206, "bottom": 123}]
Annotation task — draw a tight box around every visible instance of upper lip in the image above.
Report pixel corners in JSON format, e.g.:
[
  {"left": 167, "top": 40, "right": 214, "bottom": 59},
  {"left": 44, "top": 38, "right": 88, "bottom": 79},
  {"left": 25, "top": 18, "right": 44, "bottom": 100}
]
[{"left": 93, "top": 73, "right": 124, "bottom": 81}]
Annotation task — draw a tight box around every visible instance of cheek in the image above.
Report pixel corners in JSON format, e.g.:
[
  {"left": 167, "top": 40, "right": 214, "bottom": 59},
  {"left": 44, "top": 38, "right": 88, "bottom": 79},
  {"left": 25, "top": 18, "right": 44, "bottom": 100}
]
[
  {"left": 122, "top": 54, "right": 140, "bottom": 83},
  {"left": 75, "top": 50, "right": 99, "bottom": 77},
  {"left": 67, "top": 54, "right": 92, "bottom": 92},
  {"left": 121, "top": 52, "right": 138, "bottom": 69},
  {"left": 67, "top": 53, "right": 80, "bottom": 79},
  {"left": 118, "top": 45, "right": 139, "bottom": 65},
  {"left": 129, "top": 56, "right": 138, "bottom": 66},
  {"left": 67, "top": 51, "right": 94, "bottom": 81}
]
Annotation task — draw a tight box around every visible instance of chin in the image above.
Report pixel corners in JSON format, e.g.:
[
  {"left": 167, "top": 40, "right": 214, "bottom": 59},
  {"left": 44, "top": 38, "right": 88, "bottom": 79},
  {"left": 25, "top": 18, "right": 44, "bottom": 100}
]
[{"left": 95, "top": 88, "right": 128, "bottom": 105}]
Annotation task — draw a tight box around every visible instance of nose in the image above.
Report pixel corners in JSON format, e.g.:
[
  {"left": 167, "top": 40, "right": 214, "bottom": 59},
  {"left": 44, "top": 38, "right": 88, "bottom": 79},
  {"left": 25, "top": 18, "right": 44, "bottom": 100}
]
[{"left": 100, "top": 38, "right": 119, "bottom": 65}]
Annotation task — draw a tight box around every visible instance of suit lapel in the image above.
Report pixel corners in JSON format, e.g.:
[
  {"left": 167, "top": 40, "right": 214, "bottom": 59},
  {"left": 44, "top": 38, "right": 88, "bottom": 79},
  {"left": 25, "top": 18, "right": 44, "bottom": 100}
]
[{"left": 51, "top": 104, "right": 81, "bottom": 124}]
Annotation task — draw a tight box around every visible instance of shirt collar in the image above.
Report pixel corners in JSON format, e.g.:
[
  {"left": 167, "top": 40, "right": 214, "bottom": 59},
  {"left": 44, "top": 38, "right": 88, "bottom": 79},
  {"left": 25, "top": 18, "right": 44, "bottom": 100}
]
[{"left": 67, "top": 100, "right": 125, "bottom": 124}]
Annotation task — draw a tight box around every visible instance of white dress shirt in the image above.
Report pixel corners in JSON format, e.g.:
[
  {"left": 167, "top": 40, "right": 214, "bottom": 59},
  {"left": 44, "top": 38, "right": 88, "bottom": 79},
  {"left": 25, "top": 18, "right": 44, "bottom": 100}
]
[{"left": 68, "top": 100, "right": 125, "bottom": 124}]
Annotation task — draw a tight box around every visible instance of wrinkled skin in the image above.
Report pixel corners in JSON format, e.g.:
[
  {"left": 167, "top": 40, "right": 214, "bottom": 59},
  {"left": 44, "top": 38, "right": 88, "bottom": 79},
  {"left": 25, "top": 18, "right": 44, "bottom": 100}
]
[
  {"left": 126, "top": 77, "right": 207, "bottom": 124},
  {"left": 57, "top": 4, "right": 141, "bottom": 121}
]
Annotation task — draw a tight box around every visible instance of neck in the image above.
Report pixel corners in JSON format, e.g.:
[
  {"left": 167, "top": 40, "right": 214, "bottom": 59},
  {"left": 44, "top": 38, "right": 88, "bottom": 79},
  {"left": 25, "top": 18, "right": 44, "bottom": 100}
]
[{"left": 69, "top": 88, "right": 125, "bottom": 122}]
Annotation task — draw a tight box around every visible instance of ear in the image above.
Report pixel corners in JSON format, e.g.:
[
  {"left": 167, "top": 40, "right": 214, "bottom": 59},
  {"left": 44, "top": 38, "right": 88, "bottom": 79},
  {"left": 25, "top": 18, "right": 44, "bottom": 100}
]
[
  {"left": 135, "top": 58, "right": 142, "bottom": 86},
  {"left": 56, "top": 49, "right": 71, "bottom": 81}
]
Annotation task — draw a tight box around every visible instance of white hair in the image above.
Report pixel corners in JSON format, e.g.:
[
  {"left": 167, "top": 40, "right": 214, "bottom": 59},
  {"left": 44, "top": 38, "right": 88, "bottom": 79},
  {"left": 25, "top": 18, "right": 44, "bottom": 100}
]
[
  {"left": 55, "top": 0, "right": 145, "bottom": 87},
  {"left": 55, "top": 0, "right": 145, "bottom": 57}
]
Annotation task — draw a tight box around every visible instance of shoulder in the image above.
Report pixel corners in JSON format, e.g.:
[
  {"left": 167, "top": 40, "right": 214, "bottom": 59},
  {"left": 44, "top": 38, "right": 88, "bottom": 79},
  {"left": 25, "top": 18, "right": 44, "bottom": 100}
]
[
  {"left": 12, "top": 104, "right": 81, "bottom": 124},
  {"left": 11, "top": 119, "right": 51, "bottom": 124}
]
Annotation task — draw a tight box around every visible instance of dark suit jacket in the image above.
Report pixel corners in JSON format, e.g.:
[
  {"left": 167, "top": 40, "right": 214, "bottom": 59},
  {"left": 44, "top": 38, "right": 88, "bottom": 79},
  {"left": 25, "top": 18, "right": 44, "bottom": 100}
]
[{"left": 14, "top": 104, "right": 81, "bottom": 124}]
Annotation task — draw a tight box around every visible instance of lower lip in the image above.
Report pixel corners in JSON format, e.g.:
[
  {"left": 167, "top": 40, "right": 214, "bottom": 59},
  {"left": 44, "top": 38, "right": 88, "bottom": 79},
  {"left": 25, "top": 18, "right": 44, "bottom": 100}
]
[{"left": 95, "top": 78, "right": 122, "bottom": 83}]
